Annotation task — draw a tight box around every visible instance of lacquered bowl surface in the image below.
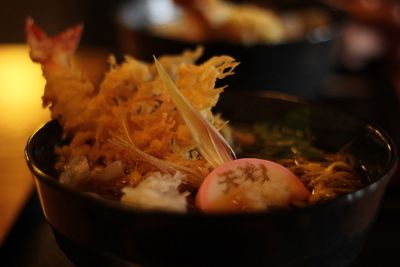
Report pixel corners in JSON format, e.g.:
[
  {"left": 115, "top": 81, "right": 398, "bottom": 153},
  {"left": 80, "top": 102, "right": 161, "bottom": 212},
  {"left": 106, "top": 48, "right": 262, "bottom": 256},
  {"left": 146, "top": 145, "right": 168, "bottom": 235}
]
[
  {"left": 115, "top": 1, "right": 343, "bottom": 98},
  {"left": 26, "top": 92, "right": 397, "bottom": 267}
]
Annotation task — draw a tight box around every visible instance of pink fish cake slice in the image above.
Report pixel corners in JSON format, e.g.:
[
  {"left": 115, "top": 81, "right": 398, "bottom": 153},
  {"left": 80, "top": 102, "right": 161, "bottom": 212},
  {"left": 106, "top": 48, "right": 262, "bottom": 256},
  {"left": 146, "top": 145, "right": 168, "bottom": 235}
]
[{"left": 196, "top": 158, "right": 310, "bottom": 213}]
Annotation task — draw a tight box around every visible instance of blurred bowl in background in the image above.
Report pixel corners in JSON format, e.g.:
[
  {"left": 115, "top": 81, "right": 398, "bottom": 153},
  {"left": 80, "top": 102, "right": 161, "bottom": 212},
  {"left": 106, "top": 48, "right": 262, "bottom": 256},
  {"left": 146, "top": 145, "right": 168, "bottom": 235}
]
[{"left": 114, "top": 0, "right": 344, "bottom": 98}]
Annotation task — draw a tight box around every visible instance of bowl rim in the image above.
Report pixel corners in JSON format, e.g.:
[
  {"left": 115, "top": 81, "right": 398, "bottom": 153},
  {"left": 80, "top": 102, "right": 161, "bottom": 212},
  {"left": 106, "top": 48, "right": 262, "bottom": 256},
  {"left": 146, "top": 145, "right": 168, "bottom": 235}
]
[
  {"left": 25, "top": 91, "right": 398, "bottom": 218},
  {"left": 115, "top": 1, "right": 344, "bottom": 48}
]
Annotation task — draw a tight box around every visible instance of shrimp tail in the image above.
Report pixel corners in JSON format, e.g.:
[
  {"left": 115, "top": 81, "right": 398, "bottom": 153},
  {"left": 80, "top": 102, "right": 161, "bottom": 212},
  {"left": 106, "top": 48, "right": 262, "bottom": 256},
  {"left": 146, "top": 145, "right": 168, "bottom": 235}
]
[{"left": 25, "top": 16, "right": 83, "bottom": 67}]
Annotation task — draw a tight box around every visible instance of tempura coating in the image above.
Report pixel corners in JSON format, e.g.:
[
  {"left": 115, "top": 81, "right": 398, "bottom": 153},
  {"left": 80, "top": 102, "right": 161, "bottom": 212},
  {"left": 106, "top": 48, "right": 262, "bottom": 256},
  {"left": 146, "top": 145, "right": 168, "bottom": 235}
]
[{"left": 27, "top": 18, "right": 239, "bottom": 192}]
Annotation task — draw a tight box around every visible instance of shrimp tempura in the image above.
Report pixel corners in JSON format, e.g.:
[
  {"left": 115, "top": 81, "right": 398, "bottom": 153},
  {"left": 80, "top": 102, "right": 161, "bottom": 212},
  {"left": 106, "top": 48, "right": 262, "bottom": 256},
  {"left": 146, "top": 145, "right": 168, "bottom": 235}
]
[{"left": 26, "top": 18, "right": 239, "bottom": 189}]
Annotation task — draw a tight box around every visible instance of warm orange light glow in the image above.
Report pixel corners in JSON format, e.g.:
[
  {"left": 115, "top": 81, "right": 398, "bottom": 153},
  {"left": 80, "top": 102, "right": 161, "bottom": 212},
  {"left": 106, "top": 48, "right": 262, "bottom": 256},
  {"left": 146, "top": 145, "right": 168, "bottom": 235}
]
[
  {"left": 0, "top": 44, "right": 50, "bottom": 244},
  {"left": 0, "top": 45, "right": 50, "bottom": 134}
]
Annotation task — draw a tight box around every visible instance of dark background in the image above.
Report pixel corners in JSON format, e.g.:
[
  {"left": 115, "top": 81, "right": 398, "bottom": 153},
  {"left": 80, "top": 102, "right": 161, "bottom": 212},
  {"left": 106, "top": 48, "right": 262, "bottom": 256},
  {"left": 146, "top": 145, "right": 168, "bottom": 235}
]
[{"left": 0, "top": 0, "right": 117, "bottom": 46}]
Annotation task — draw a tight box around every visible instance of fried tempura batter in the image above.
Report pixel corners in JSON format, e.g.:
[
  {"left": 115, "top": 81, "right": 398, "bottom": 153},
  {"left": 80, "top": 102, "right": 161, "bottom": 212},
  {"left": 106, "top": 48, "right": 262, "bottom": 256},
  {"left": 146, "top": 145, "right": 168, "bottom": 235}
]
[{"left": 26, "top": 18, "right": 238, "bottom": 208}]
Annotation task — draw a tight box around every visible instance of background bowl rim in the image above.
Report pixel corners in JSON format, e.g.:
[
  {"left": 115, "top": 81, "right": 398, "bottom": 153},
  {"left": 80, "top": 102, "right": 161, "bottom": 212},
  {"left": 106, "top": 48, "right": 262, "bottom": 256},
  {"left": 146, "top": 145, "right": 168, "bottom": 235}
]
[{"left": 114, "top": 0, "right": 345, "bottom": 48}]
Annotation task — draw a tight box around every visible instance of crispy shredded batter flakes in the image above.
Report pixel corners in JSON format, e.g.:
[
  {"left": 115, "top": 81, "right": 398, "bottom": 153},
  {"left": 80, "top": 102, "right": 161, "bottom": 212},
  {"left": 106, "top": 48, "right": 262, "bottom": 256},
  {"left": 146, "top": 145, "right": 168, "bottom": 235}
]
[{"left": 47, "top": 48, "right": 238, "bottom": 188}]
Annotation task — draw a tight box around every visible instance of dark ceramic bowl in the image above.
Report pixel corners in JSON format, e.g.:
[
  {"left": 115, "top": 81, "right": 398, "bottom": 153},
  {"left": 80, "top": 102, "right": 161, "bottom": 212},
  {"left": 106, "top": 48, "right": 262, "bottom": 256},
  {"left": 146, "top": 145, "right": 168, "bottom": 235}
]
[
  {"left": 26, "top": 92, "right": 397, "bottom": 267},
  {"left": 115, "top": 1, "right": 343, "bottom": 98}
]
